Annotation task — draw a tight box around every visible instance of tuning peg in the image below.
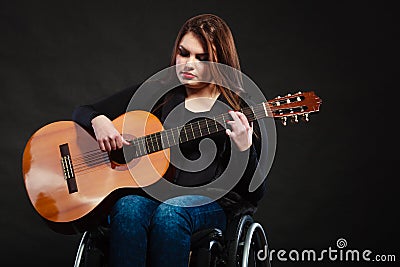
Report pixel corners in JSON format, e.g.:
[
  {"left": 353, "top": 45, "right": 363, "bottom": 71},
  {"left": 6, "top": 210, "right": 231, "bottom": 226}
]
[
  {"left": 291, "top": 115, "right": 299, "bottom": 123},
  {"left": 286, "top": 95, "right": 291, "bottom": 104},
  {"left": 281, "top": 117, "right": 287, "bottom": 126},
  {"left": 302, "top": 113, "right": 309, "bottom": 122}
]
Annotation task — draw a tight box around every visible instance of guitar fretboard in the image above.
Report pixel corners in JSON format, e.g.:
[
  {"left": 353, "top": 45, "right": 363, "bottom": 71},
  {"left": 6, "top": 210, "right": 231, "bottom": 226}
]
[{"left": 129, "top": 103, "right": 268, "bottom": 157}]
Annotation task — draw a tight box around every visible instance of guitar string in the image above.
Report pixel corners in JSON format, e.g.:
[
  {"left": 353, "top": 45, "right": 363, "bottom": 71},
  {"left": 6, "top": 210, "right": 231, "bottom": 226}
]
[
  {"left": 72, "top": 103, "right": 277, "bottom": 161},
  {"left": 72, "top": 106, "right": 259, "bottom": 162},
  {"left": 71, "top": 108, "right": 269, "bottom": 173},
  {"left": 72, "top": 118, "right": 271, "bottom": 173},
  {"left": 73, "top": 155, "right": 110, "bottom": 169},
  {"left": 73, "top": 97, "right": 301, "bottom": 161},
  {"left": 74, "top": 107, "right": 264, "bottom": 160},
  {"left": 73, "top": 151, "right": 108, "bottom": 164},
  {"left": 73, "top": 154, "right": 110, "bottom": 169},
  {"left": 135, "top": 105, "right": 262, "bottom": 151}
]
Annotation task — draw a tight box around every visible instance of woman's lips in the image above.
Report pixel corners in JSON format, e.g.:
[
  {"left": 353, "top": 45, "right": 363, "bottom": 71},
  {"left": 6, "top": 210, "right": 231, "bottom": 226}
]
[{"left": 181, "top": 72, "right": 196, "bottom": 79}]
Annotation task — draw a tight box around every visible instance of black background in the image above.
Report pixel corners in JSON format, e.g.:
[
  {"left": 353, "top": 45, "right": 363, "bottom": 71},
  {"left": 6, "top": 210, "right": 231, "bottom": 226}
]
[{"left": 1, "top": 1, "right": 397, "bottom": 266}]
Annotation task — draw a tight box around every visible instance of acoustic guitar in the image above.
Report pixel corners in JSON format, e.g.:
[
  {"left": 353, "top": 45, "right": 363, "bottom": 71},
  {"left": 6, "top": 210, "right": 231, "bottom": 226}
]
[{"left": 22, "top": 91, "right": 321, "bottom": 233}]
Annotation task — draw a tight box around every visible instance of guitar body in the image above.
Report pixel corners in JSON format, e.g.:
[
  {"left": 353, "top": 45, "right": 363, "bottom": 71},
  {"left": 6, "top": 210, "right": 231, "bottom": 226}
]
[{"left": 22, "top": 110, "right": 170, "bottom": 233}]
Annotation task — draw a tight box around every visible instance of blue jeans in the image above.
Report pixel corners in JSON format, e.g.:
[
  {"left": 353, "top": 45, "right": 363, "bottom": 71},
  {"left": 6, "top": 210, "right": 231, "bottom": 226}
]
[{"left": 108, "top": 195, "right": 227, "bottom": 267}]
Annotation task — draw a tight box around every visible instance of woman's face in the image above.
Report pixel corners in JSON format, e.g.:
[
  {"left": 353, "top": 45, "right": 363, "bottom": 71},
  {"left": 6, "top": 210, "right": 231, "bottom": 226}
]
[{"left": 175, "top": 32, "right": 211, "bottom": 89}]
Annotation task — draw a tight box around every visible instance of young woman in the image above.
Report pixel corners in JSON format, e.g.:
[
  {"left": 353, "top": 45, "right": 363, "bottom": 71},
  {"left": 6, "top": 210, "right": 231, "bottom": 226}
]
[{"left": 73, "top": 13, "right": 267, "bottom": 267}]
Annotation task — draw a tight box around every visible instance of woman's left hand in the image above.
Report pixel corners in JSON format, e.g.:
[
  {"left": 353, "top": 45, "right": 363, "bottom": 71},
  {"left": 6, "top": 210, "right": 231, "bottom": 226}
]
[{"left": 226, "top": 111, "right": 253, "bottom": 151}]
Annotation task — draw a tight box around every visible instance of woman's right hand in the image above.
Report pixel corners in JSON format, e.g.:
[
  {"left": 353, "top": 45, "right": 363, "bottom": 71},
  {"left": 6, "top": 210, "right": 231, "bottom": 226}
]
[{"left": 91, "top": 115, "right": 130, "bottom": 152}]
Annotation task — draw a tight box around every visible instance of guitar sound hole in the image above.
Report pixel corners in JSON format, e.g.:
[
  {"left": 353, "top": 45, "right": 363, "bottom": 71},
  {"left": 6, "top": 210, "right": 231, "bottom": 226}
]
[{"left": 109, "top": 145, "right": 137, "bottom": 165}]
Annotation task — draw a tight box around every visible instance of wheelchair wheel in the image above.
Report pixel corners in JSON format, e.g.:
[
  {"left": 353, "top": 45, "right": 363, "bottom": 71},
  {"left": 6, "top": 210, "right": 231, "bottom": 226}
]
[
  {"left": 74, "top": 231, "right": 89, "bottom": 267},
  {"left": 74, "top": 227, "right": 109, "bottom": 267},
  {"left": 225, "top": 215, "right": 271, "bottom": 267}
]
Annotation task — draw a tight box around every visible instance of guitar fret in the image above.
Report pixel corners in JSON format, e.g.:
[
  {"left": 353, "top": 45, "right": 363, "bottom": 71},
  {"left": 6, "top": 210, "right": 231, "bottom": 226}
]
[
  {"left": 142, "top": 137, "right": 147, "bottom": 154},
  {"left": 147, "top": 135, "right": 153, "bottom": 153},
  {"left": 136, "top": 139, "right": 142, "bottom": 156},
  {"left": 142, "top": 139, "right": 146, "bottom": 155},
  {"left": 157, "top": 133, "right": 161, "bottom": 150},
  {"left": 205, "top": 119, "right": 210, "bottom": 135},
  {"left": 171, "top": 128, "right": 176, "bottom": 145},
  {"left": 155, "top": 133, "right": 160, "bottom": 151},
  {"left": 164, "top": 131, "right": 171, "bottom": 148},
  {"left": 136, "top": 138, "right": 142, "bottom": 156},
  {"left": 178, "top": 127, "right": 183, "bottom": 143},
  {"left": 150, "top": 134, "right": 155, "bottom": 152},
  {"left": 250, "top": 106, "right": 255, "bottom": 121},
  {"left": 159, "top": 132, "right": 164, "bottom": 150},
  {"left": 197, "top": 120, "right": 202, "bottom": 136},
  {"left": 221, "top": 114, "right": 227, "bottom": 129},
  {"left": 138, "top": 137, "right": 146, "bottom": 155},
  {"left": 252, "top": 104, "right": 259, "bottom": 120},
  {"left": 145, "top": 136, "right": 151, "bottom": 154},
  {"left": 133, "top": 143, "right": 139, "bottom": 158},
  {"left": 190, "top": 123, "right": 195, "bottom": 139},
  {"left": 183, "top": 125, "right": 189, "bottom": 141},
  {"left": 150, "top": 135, "right": 155, "bottom": 153}
]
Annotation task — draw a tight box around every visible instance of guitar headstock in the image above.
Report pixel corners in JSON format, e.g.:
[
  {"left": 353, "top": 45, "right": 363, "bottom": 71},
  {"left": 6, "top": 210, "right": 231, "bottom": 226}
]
[{"left": 267, "top": 91, "right": 322, "bottom": 125}]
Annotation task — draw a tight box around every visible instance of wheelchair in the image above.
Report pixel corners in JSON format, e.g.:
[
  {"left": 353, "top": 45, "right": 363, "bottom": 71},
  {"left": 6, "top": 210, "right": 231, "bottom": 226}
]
[{"left": 73, "top": 213, "right": 271, "bottom": 267}]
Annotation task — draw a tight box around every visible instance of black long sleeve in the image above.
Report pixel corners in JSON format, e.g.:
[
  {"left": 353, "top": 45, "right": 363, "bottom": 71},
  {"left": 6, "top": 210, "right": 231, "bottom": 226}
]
[
  {"left": 233, "top": 96, "right": 269, "bottom": 205},
  {"left": 72, "top": 84, "right": 140, "bottom": 134},
  {"left": 233, "top": 144, "right": 267, "bottom": 205}
]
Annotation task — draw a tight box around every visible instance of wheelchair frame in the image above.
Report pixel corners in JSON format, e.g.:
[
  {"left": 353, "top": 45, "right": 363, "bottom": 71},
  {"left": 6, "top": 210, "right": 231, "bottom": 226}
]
[{"left": 74, "top": 214, "right": 271, "bottom": 267}]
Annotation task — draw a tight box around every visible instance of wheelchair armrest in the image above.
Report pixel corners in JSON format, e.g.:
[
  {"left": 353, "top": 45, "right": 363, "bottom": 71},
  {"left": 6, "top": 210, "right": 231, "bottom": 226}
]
[{"left": 190, "top": 228, "right": 223, "bottom": 250}]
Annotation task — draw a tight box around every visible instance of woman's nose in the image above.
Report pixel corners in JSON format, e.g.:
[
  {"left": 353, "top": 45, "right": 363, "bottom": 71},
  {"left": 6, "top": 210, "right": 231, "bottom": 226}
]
[{"left": 185, "top": 55, "right": 198, "bottom": 67}]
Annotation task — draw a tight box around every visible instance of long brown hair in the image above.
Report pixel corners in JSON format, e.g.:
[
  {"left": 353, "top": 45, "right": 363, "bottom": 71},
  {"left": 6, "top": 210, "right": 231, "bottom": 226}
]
[{"left": 170, "top": 14, "right": 243, "bottom": 110}]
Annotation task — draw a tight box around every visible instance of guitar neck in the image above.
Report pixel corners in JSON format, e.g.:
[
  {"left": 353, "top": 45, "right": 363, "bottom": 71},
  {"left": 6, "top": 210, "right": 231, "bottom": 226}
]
[
  {"left": 128, "top": 103, "right": 268, "bottom": 157},
  {"left": 128, "top": 91, "right": 321, "bottom": 157}
]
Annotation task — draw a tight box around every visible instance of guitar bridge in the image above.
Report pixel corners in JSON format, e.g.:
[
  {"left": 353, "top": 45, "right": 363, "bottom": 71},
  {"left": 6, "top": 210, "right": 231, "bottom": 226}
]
[{"left": 59, "top": 143, "right": 78, "bottom": 194}]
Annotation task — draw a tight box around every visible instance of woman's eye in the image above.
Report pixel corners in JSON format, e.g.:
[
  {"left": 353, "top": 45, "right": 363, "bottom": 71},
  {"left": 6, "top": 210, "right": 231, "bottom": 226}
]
[
  {"left": 178, "top": 49, "right": 189, "bottom": 57},
  {"left": 197, "top": 55, "right": 208, "bottom": 61}
]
